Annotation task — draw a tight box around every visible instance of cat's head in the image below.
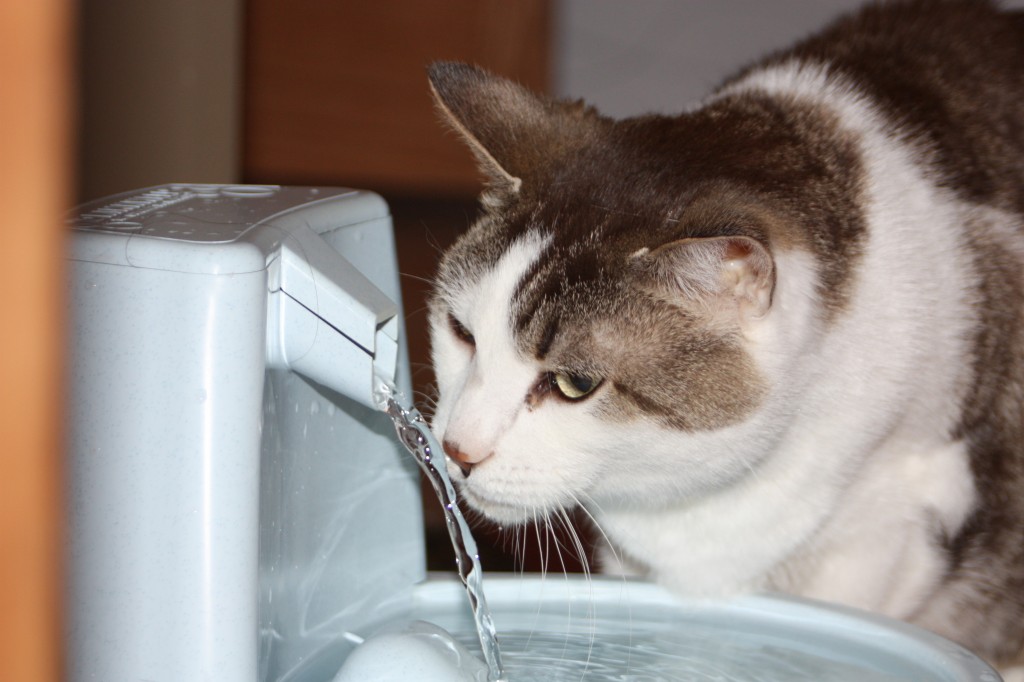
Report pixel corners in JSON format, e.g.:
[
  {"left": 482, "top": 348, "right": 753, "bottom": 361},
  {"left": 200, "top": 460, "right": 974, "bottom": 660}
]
[{"left": 426, "top": 62, "right": 845, "bottom": 526}]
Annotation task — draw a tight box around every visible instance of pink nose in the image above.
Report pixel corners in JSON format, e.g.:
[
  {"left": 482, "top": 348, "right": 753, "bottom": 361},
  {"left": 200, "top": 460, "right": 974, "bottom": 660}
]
[{"left": 443, "top": 439, "right": 476, "bottom": 477}]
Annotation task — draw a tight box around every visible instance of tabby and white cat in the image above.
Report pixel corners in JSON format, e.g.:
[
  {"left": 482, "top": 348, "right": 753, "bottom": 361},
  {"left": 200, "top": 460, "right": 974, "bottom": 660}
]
[{"left": 426, "top": 0, "right": 1024, "bottom": 673}]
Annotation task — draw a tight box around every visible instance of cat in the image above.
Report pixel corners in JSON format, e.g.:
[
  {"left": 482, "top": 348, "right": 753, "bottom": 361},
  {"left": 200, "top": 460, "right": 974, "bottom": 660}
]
[{"left": 425, "top": 0, "right": 1024, "bottom": 674}]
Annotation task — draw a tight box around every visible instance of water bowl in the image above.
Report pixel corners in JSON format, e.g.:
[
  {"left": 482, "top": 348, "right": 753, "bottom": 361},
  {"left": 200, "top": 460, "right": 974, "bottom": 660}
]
[{"left": 332, "top": 575, "right": 1000, "bottom": 682}]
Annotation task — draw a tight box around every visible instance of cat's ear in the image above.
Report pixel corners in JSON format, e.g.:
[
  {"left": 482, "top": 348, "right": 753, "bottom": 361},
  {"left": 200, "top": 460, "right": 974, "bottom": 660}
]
[
  {"left": 428, "top": 61, "right": 601, "bottom": 200},
  {"left": 634, "top": 236, "right": 775, "bottom": 321}
]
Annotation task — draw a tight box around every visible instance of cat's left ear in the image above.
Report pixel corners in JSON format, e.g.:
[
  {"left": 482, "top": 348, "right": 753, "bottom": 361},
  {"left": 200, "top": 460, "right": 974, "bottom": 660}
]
[
  {"left": 428, "top": 61, "right": 603, "bottom": 200},
  {"left": 634, "top": 236, "right": 775, "bottom": 322}
]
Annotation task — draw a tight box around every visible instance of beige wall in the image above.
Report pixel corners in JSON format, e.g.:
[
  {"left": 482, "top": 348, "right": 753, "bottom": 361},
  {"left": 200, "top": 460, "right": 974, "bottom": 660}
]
[
  {"left": 77, "top": 0, "right": 241, "bottom": 201},
  {"left": 557, "top": 0, "right": 1024, "bottom": 117}
]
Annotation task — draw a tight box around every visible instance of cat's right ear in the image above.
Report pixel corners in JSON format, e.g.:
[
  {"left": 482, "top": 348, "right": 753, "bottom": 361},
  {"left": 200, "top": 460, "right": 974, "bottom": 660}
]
[
  {"left": 633, "top": 236, "right": 776, "bottom": 325},
  {"left": 428, "top": 62, "right": 602, "bottom": 201}
]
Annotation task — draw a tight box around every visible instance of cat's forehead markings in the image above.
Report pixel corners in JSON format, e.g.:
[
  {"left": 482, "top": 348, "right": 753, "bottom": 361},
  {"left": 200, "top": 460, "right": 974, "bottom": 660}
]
[{"left": 469, "top": 231, "right": 552, "bottom": 355}]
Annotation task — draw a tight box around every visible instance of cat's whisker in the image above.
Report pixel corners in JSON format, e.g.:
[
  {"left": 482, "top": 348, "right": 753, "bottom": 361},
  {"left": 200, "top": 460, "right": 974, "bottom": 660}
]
[
  {"left": 557, "top": 504, "right": 597, "bottom": 682},
  {"left": 420, "top": 225, "right": 448, "bottom": 257},
  {"left": 552, "top": 503, "right": 590, "bottom": 581},
  {"left": 533, "top": 512, "right": 549, "bottom": 585},
  {"left": 413, "top": 402, "right": 438, "bottom": 420},
  {"left": 564, "top": 497, "right": 606, "bottom": 675},
  {"left": 402, "top": 304, "right": 433, "bottom": 319},
  {"left": 409, "top": 389, "right": 437, "bottom": 407},
  {"left": 494, "top": 524, "right": 508, "bottom": 565},
  {"left": 572, "top": 516, "right": 593, "bottom": 582},
  {"left": 539, "top": 512, "right": 577, "bottom": 669},
  {"left": 571, "top": 492, "right": 635, "bottom": 676},
  {"left": 420, "top": 208, "right": 479, "bottom": 257},
  {"left": 407, "top": 370, "right": 434, "bottom": 388},
  {"left": 507, "top": 523, "right": 521, "bottom": 575},
  {"left": 516, "top": 524, "right": 527, "bottom": 577},
  {"left": 552, "top": 507, "right": 599, "bottom": 682},
  {"left": 573, "top": 492, "right": 626, "bottom": 578},
  {"left": 398, "top": 271, "right": 436, "bottom": 286},
  {"left": 545, "top": 517, "right": 559, "bottom": 576},
  {"left": 548, "top": 513, "right": 572, "bottom": 580},
  {"left": 504, "top": 523, "right": 517, "bottom": 574}
]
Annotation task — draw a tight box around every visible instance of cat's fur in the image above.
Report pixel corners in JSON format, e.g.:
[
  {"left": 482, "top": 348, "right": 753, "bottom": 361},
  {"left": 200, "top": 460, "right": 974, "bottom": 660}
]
[{"left": 426, "top": 0, "right": 1024, "bottom": 672}]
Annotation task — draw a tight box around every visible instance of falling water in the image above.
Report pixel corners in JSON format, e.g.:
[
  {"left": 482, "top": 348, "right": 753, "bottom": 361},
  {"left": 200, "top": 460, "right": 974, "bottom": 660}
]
[{"left": 375, "top": 382, "right": 505, "bottom": 682}]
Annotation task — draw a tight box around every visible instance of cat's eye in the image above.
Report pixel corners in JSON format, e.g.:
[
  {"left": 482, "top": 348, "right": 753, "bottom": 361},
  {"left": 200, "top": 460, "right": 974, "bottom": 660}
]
[
  {"left": 551, "top": 372, "right": 601, "bottom": 401},
  {"left": 448, "top": 313, "right": 475, "bottom": 346}
]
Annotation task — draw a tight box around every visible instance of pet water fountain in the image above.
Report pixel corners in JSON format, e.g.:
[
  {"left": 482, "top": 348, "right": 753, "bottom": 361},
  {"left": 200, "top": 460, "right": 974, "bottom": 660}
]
[{"left": 65, "top": 184, "right": 1002, "bottom": 682}]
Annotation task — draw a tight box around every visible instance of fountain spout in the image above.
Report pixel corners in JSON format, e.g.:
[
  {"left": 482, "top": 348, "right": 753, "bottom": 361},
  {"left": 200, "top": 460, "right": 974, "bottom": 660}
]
[{"left": 265, "top": 219, "right": 399, "bottom": 409}]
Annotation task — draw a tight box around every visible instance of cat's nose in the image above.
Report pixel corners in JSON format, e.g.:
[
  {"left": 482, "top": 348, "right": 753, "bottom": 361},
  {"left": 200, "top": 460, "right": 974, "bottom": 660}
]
[{"left": 442, "top": 439, "right": 476, "bottom": 477}]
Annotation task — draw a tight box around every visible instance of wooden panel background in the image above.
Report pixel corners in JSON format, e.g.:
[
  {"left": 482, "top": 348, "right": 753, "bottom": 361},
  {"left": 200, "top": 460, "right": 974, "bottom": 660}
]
[
  {"left": 244, "top": 0, "right": 551, "bottom": 197},
  {"left": 77, "top": 0, "right": 242, "bottom": 202}
]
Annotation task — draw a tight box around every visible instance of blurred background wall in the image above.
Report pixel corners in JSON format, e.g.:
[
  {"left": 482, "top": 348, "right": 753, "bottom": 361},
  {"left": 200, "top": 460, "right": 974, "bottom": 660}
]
[
  {"left": 77, "top": 0, "right": 243, "bottom": 202},
  {"left": 557, "top": 0, "right": 864, "bottom": 116},
  {"left": 77, "top": 0, "right": 893, "bottom": 204}
]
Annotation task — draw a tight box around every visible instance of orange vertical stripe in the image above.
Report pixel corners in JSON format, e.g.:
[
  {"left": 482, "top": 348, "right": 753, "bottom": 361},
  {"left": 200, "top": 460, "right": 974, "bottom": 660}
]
[{"left": 0, "top": 1, "right": 72, "bottom": 681}]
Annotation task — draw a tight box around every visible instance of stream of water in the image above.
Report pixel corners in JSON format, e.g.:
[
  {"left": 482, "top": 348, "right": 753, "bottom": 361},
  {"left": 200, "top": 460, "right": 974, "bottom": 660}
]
[{"left": 375, "top": 383, "right": 505, "bottom": 682}]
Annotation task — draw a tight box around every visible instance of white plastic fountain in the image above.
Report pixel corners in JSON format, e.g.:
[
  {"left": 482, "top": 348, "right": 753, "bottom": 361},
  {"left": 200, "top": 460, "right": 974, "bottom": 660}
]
[{"left": 65, "top": 184, "right": 1003, "bottom": 682}]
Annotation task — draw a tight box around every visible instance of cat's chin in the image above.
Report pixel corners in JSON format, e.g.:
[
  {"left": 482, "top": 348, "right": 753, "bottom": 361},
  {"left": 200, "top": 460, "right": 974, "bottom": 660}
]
[{"left": 456, "top": 481, "right": 561, "bottom": 527}]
